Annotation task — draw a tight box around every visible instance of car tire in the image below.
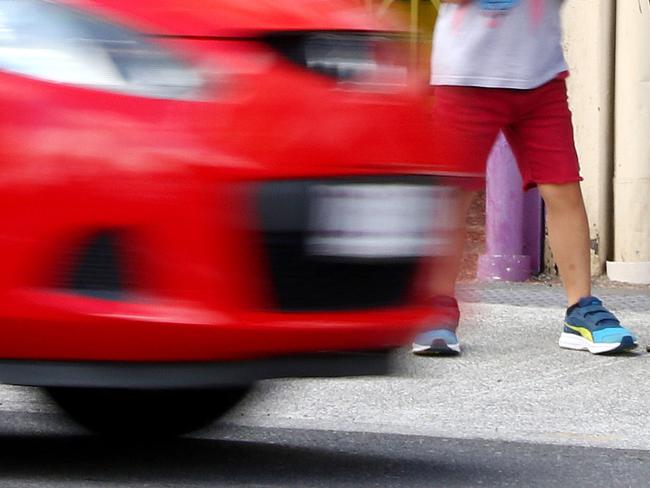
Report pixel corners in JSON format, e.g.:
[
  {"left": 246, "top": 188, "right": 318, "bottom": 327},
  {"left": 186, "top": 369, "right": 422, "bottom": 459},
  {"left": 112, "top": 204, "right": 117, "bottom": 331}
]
[{"left": 46, "top": 386, "right": 251, "bottom": 437}]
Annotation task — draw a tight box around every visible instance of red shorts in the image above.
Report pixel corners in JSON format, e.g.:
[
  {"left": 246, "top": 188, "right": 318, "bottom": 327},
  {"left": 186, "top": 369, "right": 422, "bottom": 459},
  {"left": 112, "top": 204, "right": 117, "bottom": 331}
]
[{"left": 432, "top": 77, "right": 582, "bottom": 191}]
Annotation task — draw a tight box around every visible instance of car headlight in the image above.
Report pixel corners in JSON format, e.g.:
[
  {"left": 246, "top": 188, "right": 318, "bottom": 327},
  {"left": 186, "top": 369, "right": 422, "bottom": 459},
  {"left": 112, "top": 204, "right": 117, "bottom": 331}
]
[
  {"left": 264, "top": 31, "right": 410, "bottom": 91},
  {"left": 0, "top": 0, "right": 203, "bottom": 99}
]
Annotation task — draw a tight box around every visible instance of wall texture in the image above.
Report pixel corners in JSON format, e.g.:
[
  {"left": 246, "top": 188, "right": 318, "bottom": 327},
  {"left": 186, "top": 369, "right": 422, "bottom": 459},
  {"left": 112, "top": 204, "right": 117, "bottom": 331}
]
[
  {"left": 561, "top": 0, "right": 616, "bottom": 276},
  {"left": 608, "top": 1, "right": 650, "bottom": 283}
]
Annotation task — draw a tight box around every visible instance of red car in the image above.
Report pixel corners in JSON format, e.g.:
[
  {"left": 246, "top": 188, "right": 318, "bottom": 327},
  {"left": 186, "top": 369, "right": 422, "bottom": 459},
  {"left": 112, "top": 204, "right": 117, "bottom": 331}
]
[{"left": 0, "top": 0, "right": 468, "bottom": 435}]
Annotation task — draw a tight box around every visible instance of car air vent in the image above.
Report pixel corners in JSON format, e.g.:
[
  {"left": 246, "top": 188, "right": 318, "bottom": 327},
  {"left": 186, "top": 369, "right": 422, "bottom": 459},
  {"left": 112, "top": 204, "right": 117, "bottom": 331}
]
[{"left": 61, "top": 230, "right": 130, "bottom": 299}]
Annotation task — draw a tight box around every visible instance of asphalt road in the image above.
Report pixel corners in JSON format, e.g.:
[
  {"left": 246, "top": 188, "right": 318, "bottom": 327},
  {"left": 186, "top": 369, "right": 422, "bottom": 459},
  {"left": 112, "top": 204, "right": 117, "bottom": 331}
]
[
  {"left": 0, "top": 297, "right": 649, "bottom": 487},
  {"left": 0, "top": 412, "right": 649, "bottom": 488},
  {"left": 0, "top": 413, "right": 650, "bottom": 487}
]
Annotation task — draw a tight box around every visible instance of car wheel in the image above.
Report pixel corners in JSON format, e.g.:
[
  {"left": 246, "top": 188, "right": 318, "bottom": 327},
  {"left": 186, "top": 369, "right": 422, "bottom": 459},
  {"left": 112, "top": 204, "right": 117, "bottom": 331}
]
[{"left": 46, "top": 386, "right": 251, "bottom": 437}]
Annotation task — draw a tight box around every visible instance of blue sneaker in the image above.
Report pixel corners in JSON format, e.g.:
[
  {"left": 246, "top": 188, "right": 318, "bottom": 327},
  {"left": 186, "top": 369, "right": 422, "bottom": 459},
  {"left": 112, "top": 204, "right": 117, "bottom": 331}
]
[
  {"left": 559, "top": 296, "right": 638, "bottom": 354},
  {"left": 412, "top": 296, "right": 461, "bottom": 356}
]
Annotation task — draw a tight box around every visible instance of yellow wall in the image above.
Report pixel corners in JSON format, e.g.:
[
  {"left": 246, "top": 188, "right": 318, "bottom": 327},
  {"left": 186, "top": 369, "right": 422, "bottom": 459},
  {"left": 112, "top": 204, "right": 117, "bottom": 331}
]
[{"left": 368, "top": 0, "right": 438, "bottom": 72}]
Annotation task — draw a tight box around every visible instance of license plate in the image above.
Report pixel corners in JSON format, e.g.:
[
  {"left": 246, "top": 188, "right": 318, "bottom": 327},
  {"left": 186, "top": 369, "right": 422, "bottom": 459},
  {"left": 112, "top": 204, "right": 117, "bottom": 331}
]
[{"left": 306, "top": 184, "right": 459, "bottom": 258}]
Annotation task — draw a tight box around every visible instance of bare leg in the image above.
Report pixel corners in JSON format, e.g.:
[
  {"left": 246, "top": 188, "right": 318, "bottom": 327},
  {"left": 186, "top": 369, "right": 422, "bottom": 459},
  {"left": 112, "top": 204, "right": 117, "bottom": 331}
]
[
  {"left": 412, "top": 189, "right": 476, "bottom": 354},
  {"left": 429, "top": 190, "right": 477, "bottom": 297},
  {"left": 538, "top": 182, "right": 591, "bottom": 306}
]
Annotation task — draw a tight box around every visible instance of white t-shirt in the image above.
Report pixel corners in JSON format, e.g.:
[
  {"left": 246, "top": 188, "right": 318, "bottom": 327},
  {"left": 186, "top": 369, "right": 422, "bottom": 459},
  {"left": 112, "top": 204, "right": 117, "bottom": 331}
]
[{"left": 431, "top": 0, "right": 568, "bottom": 89}]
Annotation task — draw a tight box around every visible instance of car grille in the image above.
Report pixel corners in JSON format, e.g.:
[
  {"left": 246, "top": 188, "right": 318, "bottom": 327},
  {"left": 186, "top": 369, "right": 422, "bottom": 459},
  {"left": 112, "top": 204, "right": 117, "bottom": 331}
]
[
  {"left": 256, "top": 177, "right": 434, "bottom": 312},
  {"left": 57, "top": 230, "right": 131, "bottom": 300}
]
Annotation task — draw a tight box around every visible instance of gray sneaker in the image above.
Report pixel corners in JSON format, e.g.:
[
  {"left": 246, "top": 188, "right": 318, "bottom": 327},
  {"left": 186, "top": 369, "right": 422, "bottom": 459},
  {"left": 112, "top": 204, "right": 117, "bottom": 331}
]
[
  {"left": 412, "top": 328, "right": 460, "bottom": 356},
  {"left": 412, "top": 295, "right": 461, "bottom": 356}
]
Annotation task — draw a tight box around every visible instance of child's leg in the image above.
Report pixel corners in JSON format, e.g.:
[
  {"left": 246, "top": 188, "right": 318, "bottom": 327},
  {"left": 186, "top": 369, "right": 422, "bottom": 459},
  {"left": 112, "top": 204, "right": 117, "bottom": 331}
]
[
  {"left": 504, "top": 77, "right": 584, "bottom": 304},
  {"left": 427, "top": 85, "right": 512, "bottom": 301},
  {"left": 414, "top": 86, "right": 511, "bottom": 355},
  {"left": 506, "top": 77, "right": 636, "bottom": 353},
  {"left": 538, "top": 182, "right": 591, "bottom": 306},
  {"left": 429, "top": 190, "right": 477, "bottom": 298}
]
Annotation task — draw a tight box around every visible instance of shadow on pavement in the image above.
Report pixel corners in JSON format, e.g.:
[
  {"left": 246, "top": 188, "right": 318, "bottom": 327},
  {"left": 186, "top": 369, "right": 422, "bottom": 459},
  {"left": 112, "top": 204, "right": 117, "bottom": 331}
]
[
  {"left": 1, "top": 411, "right": 648, "bottom": 487},
  {"left": 0, "top": 413, "right": 513, "bottom": 487}
]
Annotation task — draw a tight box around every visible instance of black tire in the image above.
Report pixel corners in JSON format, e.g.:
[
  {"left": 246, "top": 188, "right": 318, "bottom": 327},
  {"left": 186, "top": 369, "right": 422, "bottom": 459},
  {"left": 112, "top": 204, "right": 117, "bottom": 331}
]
[{"left": 46, "top": 386, "right": 250, "bottom": 437}]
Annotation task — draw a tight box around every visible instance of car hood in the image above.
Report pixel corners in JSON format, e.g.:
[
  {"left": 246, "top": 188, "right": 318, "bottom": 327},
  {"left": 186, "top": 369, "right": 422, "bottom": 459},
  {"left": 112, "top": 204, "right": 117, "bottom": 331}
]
[{"left": 60, "top": 0, "right": 391, "bottom": 36}]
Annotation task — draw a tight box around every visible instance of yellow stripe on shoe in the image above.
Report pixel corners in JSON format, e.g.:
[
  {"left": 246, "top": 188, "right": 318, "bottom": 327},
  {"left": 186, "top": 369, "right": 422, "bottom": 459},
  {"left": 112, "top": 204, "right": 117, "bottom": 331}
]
[{"left": 564, "top": 323, "right": 594, "bottom": 342}]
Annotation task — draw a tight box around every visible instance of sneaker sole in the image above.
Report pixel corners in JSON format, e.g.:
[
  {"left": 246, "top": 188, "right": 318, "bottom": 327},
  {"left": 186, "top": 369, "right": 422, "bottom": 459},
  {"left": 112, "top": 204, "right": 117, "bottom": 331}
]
[
  {"left": 412, "top": 339, "right": 461, "bottom": 356},
  {"left": 559, "top": 332, "right": 638, "bottom": 354}
]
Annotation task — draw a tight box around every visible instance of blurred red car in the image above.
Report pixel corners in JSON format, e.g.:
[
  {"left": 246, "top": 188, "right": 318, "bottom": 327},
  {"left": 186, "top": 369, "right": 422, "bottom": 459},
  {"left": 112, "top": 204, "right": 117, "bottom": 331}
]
[{"left": 0, "top": 0, "right": 468, "bottom": 435}]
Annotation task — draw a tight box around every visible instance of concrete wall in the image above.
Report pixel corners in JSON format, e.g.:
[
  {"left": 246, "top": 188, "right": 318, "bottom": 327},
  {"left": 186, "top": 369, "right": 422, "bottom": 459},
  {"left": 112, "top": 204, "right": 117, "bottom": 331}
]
[
  {"left": 607, "top": 1, "right": 650, "bottom": 284},
  {"left": 561, "top": 0, "right": 616, "bottom": 276}
]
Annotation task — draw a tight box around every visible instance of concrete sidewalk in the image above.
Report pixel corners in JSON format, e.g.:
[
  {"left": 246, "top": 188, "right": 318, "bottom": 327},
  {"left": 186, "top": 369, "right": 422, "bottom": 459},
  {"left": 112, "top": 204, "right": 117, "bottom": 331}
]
[
  {"left": 457, "top": 280, "right": 650, "bottom": 311},
  {"left": 224, "top": 281, "right": 650, "bottom": 450}
]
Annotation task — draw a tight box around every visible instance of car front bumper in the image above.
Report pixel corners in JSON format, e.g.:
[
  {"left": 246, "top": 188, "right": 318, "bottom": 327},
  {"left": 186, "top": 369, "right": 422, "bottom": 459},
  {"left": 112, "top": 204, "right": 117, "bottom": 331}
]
[{"left": 0, "top": 349, "right": 392, "bottom": 389}]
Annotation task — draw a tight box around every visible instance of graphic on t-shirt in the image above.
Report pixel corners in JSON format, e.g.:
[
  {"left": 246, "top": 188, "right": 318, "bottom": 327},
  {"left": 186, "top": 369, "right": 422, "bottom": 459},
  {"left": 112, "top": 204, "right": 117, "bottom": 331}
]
[{"left": 452, "top": 0, "right": 544, "bottom": 31}]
